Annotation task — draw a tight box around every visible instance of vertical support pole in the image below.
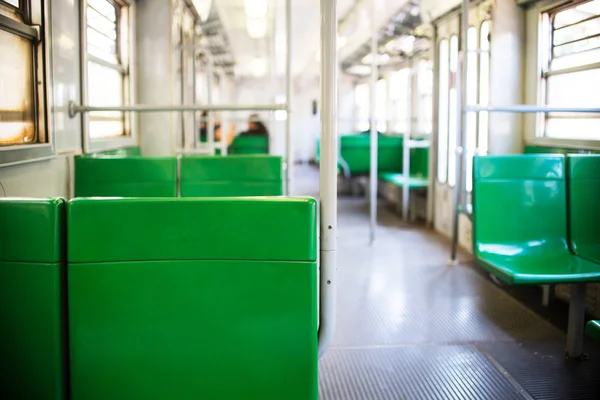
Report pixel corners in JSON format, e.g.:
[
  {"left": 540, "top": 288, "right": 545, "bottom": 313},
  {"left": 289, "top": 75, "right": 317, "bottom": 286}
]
[
  {"left": 369, "top": 0, "right": 378, "bottom": 244},
  {"left": 179, "top": 25, "right": 186, "bottom": 152},
  {"left": 450, "top": 0, "right": 469, "bottom": 264},
  {"left": 207, "top": 53, "right": 215, "bottom": 155},
  {"left": 285, "top": 0, "right": 293, "bottom": 195},
  {"left": 318, "top": 0, "right": 338, "bottom": 359},
  {"left": 192, "top": 35, "right": 198, "bottom": 149},
  {"left": 566, "top": 283, "right": 586, "bottom": 358},
  {"left": 427, "top": 24, "right": 439, "bottom": 226},
  {"left": 402, "top": 58, "right": 412, "bottom": 222}
]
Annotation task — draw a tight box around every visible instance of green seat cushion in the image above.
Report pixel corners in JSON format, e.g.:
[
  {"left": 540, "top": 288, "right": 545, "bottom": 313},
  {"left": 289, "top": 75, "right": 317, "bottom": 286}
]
[
  {"left": 378, "top": 172, "right": 429, "bottom": 189},
  {"left": 568, "top": 155, "right": 600, "bottom": 264},
  {"left": 586, "top": 320, "right": 600, "bottom": 342},
  {"left": 67, "top": 197, "right": 316, "bottom": 262},
  {"left": 180, "top": 155, "right": 283, "bottom": 197},
  {"left": 473, "top": 155, "right": 600, "bottom": 285},
  {"left": 0, "top": 198, "right": 66, "bottom": 400},
  {"left": 75, "top": 156, "right": 177, "bottom": 197}
]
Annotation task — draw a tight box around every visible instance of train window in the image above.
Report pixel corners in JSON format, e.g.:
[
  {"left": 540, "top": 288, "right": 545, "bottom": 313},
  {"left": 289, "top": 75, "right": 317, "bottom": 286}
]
[
  {"left": 355, "top": 83, "right": 369, "bottom": 132},
  {"left": 416, "top": 60, "right": 433, "bottom": 136},
  {"left": 447, "top": 35, "right": 459, "bottom": 187},
  {"left": 376, "top": 78, "right": 387, "bottom": 132},
  {"left": 478, "top": 21, "right": 491, "bottom": 156},
  {"left": 85, "top": 0, "right": 130, "bottom": 139},
  {"left": 437, "top": 40, "right": 449, "bottom": 184},
  {"left": 389, "top": 68, "right": 410, "bottom": 133},
  {"left": 543, "top": 0, "right": 600, "bottom": 140},
  {"left": 465, "top": 27, "right": 478, "bottom": 193},
  {"left": 0, "top": 0, "right": 46, "bottom": 149}
]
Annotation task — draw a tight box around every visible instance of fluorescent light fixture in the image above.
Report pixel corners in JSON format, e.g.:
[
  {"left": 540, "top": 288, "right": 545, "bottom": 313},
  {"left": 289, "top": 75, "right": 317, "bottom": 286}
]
[
  {"left": 251, "top": 57, "right": 267, "bottom": 77},
  {"left": 191, "top": 0, "right": 212, "bottom": 22},
  {"left": 274, "top": 110, "right": 288, "bottom": 121},
  {"left": 244, "top": 0, "right": 267, "bottom": 18},
  {"left": 247, "top": 16, "right": 267, "bottom": 38},
  {"left": 361, "top": 53, "right": 390, "bottom": 65}
]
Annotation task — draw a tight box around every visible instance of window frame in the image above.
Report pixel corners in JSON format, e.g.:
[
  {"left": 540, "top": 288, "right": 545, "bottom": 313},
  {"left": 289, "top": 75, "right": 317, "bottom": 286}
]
[
  {"left": 535, "top": 0, "right": 600, "bottom": 146},
  {"left": 0, "top": 0, "right": 54, "bottom": 166},
  {"left": 80, "top": 0, "right": 136, "bottom": 153}
]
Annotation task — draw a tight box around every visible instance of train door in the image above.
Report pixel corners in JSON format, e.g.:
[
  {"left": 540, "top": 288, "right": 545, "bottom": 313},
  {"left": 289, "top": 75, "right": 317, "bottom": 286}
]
[{"left": 433, "top": 2, "right": 492, "bottom": 250}]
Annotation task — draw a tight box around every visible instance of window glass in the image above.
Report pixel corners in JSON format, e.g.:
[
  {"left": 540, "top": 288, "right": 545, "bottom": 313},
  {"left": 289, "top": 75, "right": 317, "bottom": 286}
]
[
  {"left": 417, "top": 60, "right": 433, "bottom": 136},
  {"left": 4, "top": 0, "right": 19, "bottom": 7},
  {"left": 466, "top": 27, "right": 478, "bottom": 192},
  {"left": 376, "top": 78, "right": 387, "bottom": 132},
  {"left": 544, "top": 0, "right": 600, "bottom": 140},
  {"left": 86, "top": 0, "right": 127, "bottom": 139},
  {"left": 0, "top": 20, "right": 34, "bottom": 145},
  {"left": 478, "top": 21, "right": 491, "bottom": 156},
  {"left": 437, "top": 40, "right": 449, "bottom": 183},
  {"left": 389, "top": 68, "right": 410, "bottom": 133},
  {"left": 448, "top": 35, "right": 459, "bottom": 187},
  {"left": 355, "top": 83, "right": 369, "bottom": 132}
]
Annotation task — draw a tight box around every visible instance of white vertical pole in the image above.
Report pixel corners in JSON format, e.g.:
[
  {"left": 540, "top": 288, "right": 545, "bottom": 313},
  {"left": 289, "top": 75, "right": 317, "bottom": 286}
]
[
  {"left": 402, "top": 58, "right": 412, "bottom": 221},
  {"left": 318, "top": 0, "right": 338, "bottom": 359},
  {"left": 369, "top": 0, "right": 378, "bottom": 244},
  {"left": 207, "top": 53, "right": 215, "bottom": 155},
  {"left": 192, "top": 36, "right": 198, "bottom": 149},
  {"left": 285, "top": 0, "right": 293, "bottom": 195}
]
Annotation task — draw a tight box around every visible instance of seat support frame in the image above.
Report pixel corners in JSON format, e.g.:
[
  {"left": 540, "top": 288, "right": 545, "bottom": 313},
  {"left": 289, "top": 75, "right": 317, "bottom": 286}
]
[{"left": 566, "top": 283, "right": 587, "bottom": 358}]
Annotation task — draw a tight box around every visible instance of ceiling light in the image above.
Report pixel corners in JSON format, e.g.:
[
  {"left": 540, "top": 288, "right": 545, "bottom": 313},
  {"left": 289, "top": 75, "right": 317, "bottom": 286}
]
[
  {"left": 347, "top": 65, "right": 372, "bottom": 76},
  {"left": 244, "top": 0, "right": 267, "bottom": 18},
  {"left": 247, "top": 17, "right": 267, "bottom": 38}
]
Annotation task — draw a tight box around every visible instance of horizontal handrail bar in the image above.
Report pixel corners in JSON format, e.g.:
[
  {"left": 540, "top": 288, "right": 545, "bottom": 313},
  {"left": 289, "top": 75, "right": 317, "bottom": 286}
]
[{"left": 466, "top": 105, "right": 600, "bottom": 113}]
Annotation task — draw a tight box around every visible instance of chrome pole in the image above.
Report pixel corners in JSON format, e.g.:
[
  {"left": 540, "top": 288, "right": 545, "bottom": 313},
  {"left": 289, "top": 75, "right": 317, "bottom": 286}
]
[
  {"left": 285, "top": 0, "right": 293, "bottom": 194},
  {"left": 369, "top": 0, "right": 378, "bottom": 244}
]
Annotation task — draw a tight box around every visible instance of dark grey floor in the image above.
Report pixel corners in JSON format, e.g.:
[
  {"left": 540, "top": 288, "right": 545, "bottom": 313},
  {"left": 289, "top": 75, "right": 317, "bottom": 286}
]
[{"left": 293, "top": 165, "right": 600, "bottom": 400}]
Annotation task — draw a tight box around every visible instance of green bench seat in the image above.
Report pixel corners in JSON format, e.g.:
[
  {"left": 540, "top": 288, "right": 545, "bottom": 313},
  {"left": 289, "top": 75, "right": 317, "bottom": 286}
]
[
  {"left": 473, "top": 155, "right": 600, "bottom": 285},
  {"left": 75, "top": 156, "right": 177, "bottom": 197},
  {"left": 586, "top": 320, "right": 600, "bottom": 342},
  {"left": 229, "top": 135, "right": 269, "bottom": 154},
  {"left": 379, "top": 172, "right": 428, "bottom": 189},
  {"left": 568, "top": 155, "right": 600, "bottom": 265},
  {"left": 0, "top": 198, "right": 66, "bottom": 399},
  {"left": 67, "top": 197, "right": 317, "bottom": 399},
  {"left": 180, "top": 155, "right": 283, "bottom": 197}
]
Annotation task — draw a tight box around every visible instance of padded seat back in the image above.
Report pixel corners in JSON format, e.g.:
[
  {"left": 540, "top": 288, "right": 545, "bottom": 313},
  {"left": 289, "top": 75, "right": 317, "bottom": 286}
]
[
  {"left": 180, "top": 155, "right": 283, "bottom": 197},
  {"left": 229, "top": 135, "right": 269, "bottom": 154},
  {"left": 75, "top": 156, "right": 177, "bottom": 197},
  {"left": 568, "top": 155, "right": 600, "bottom": 264},
  {"left": 67, "top": 197, "right": 317, "bottom": 400},
  {"left": 0, "top": 198, "right": 66, "bottom": 399},
  {"left": 473, "top": 155, "right": 568, "bottom": 257}
]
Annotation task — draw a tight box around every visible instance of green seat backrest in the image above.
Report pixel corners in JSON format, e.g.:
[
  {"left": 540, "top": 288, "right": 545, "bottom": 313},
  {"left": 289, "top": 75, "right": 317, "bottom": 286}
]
[
  {"left": 409, "top": 147, "right": 429, "bottom": 177},
  {"left": 473, "top": 155, "right": 568, "bottom": 257},
  {"left": 568, "top": 155, "right": 600, "bottom": 264},
  {"left": 67, "top": 197, "right": 317, "bottom": 400},
  {"left": 340, "top": 134, "right": 404, "bottom": 174},
  {"left": 229, "top": 135, "right": 269, "bottom": 154},
  {"left": 75, "top": 156, "right": 177, "bottom": 197},
  {"left": 0, "top": 198, "right": 66, "bottom": 399},
  {"left": 180, "top": 155, "right": 283, "bottom": 197}
]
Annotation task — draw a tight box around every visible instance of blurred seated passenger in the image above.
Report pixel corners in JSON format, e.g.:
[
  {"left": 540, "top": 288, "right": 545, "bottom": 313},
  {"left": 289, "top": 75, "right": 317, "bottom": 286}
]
[
  {"left": 239, "top": 114, "right": 269, "bottom": 137},
  {"left": 200, "top": 111, "right": 235, "bottom": 146}
]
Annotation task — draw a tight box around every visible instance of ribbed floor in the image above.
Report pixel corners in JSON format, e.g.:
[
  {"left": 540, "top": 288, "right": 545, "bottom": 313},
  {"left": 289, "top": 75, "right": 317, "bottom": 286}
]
[{"left": 293, "top": 166, "right": 600, "bottom": 400}]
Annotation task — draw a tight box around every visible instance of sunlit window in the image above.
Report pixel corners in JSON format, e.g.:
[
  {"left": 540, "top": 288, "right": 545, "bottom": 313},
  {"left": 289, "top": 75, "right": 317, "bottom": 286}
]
[
  {"left": 86, "top": 0, "right": 130, "bottom": 139},
  {"left": 0, "top": 0, "right": 45, "bottom": 147},
  {"left": 355, "top": 83, "right": 370, "bottom": 132},
  {"left": 465, "top": 27, "right": 478, "bottom": 193},
  {"left": 448, "top": 35, "right": 459, "bottom": 187},
  {"left": 437, "top": 40, "right": 449, "bottom": 184},
  {"left": 376, "top": 79, "right": 387, "bottom": 132},
  {"left": 543, "top": 0, "right": 600, "bottom": 140},
  {"left": 478, "top": 21, "right": 491, "bottom": 156},
  {"left": 389, "top": 68, "right": 410, "bottom": 134},
  {"left": 417, "top": 59, "right": 433, "bottom": 136}
]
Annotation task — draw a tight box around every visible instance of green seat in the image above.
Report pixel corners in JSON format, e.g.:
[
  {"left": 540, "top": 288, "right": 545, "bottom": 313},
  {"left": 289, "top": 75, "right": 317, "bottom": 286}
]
[
  {"left": 378, "top": 172, "right": 429, "bottom": 189},
  {"left": 0, "top": 198, "right": 66, "bottom": 399},
  {"left": 229, "top": 135, "right": 269, "bottom": 154},
  {"left": 586, "top": 320, "right": 600, "bottom": 342},
  {"left": 473, "top": 155, "right": 600, "bottom": 285},
  {"left": 180, "top": 155, "right": 283, "bottom": 197},
  {"left": 340, "top": 134, "right": 404, "bottom": 174},
  {"left": 75, "top": 156, "right": 177, "bottom": 197},
  {"left": 67, "top": 197, "right": 317, "bottom": 400},
  {"left": 568, "top": 155, "right": 600, "bottom": 264}
]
